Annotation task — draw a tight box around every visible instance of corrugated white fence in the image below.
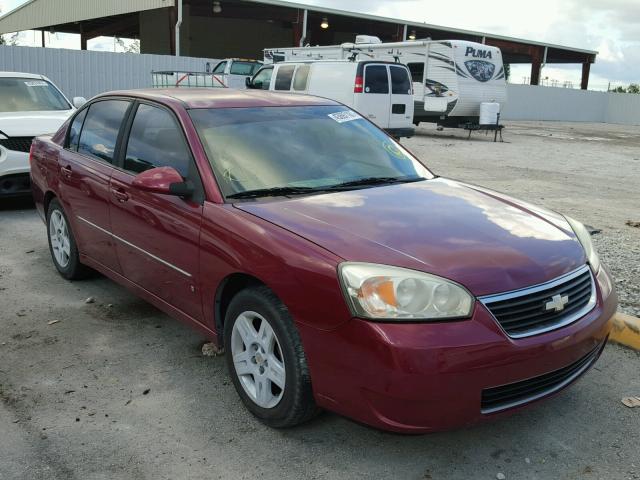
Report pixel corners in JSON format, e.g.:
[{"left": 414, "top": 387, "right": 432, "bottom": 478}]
[
  {"left": 1, "top": 45, "right": 639, "bottom": 126},
  {"left": 0, "top": 45, "right": 219, "bottom": 100},
  {"left": 503, "top": 84, "right": 640, "bottom": 126}
]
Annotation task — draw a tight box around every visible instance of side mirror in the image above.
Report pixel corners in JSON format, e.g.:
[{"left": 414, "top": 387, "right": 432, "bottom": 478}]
[
  {"left": 132, "top": 166, "right": 194, "bottom": 198},
  {"left": 245, "top": 77, "right": 253, "bottom": 88},
  {"left": 72, "top": 97, "right": 87, "bottom": 108}
]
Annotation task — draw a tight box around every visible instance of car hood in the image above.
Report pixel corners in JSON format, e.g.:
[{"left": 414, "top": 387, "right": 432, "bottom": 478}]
[
  {"left": 236, "top": 178, "right": 587, "bottom": 296},
  {"left": 0, "top": 110, "right": 73, "bottom": 137}
]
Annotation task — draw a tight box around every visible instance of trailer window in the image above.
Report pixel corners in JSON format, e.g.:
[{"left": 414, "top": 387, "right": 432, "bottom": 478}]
[
  {"left": 293, "top": 65, "right": 310, "bottom": 91},
  {"left": 390, "top": 66, "right": 412, "bottom": 94},
  {"left": 364, "top": 65, "right": 389, "bottom": 94},
  {"left": 275, "top": 65, "right": 296, "bottom": 90},
  {"left": 407, "top": 63, "right": 425, "bottom": 83}
]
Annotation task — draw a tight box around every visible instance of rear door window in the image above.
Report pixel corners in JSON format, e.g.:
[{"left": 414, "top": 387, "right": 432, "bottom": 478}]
[
  {"left": 77, "top": 100, "right": 130, "bottom": 164},
  {"left": 274, "top": 65, "right": 296, "bottom": 91},
  {"left": 124, "top": 104, "right": 192, "bottom": 178},
  {"left": 364, "top": 65, "right": 389, "bottom": 94},
  {"left": 67, "top": 108, "right": 88, "bottom": 151},
  {"left": 230, "top": 61, "right": 262, "bottom": 76},
  {"left": 390, "top": 66, "right": 412, "bottom": 95},
  {"left": 293, "top": 65, "right": 310, "bottom": 91}
]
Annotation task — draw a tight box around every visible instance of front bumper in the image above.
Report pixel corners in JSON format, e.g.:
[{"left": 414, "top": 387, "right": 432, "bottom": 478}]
[
  {"left": 0, "top": 148, "right": 31, "bottom": 196},
  {"left": 299, "top": 266, "right": 617, "bottom": 433}
]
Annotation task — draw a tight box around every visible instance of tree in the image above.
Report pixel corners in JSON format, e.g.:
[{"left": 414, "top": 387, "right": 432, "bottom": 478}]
[
  {"left": 115, "top": 37, "right": 140, "bottom": 54},
  {"left": 611, "top": 84, "right": 640, "bottom": 94},
  {"left": 503, "top": 63, "right": 511, "bottom": 81}
]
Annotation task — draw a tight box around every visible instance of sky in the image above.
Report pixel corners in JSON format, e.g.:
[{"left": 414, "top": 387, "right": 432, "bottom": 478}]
[{"left": 1, "top": 0, "right": 638, "bottom": 90}]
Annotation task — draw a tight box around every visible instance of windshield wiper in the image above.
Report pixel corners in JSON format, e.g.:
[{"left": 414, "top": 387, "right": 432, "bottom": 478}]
[
  {"left": 227, "top": 186, "right": 317, "bottom": 199},
  {"left": 325, "top": 176, "right": 426, "bottom": 190}
]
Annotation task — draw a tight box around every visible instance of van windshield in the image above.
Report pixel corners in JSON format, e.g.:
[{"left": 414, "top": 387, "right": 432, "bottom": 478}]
[
  {"left": 0, "top": 77, "right": 71, "bottom": 112},
  {"left": 190, "top": 106, "right": 433, "bottom": 199}
]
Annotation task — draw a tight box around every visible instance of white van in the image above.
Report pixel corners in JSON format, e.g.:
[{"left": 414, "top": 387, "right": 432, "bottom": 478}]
[
  {"left": 247, "top": 60, "right": 415, "bottom": 138},
  {"left": 265, "top": 38, "right": 507, "bottom": 128}
]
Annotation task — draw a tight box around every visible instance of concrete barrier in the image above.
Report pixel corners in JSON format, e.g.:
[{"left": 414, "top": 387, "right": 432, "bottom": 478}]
[{"left": 610, "top": 312, "right": 640, "bottom": 351}]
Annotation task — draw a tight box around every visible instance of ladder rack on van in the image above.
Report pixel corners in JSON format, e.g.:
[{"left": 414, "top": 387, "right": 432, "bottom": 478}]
[{"left": 151, "top": 71, "right": 227, "bottom": 89}]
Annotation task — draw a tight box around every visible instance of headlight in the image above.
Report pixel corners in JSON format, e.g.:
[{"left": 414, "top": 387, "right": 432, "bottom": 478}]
[
  {"left": 565, "top": 216, "right": 601, "bottom": 273},
  {"left": 339, "top": 262, "right": 474, "bottom": 320}
]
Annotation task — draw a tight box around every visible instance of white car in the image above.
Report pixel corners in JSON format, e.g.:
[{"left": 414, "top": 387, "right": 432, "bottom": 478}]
[{"left": 0, "top": 72, "right": 85, "bottom": 197}]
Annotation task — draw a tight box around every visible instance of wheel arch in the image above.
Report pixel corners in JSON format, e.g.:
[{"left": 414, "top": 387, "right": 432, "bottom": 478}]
[
  {"left": 214, "top": 272, "right": 266, "bottom": 340},
  {"left": 43, "top": 190, "right": 57, "bottom": 215}
]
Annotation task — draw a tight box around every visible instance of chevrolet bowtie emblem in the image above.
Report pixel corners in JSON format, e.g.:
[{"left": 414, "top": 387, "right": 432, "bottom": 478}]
[{"left": 545, "top": 294, "right": 569, "bottom": 312}]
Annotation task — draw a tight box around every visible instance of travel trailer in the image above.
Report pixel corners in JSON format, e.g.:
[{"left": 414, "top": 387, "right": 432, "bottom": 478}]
[
  {"left": 264, "top": 37, "right": 507, "bottom": 128},
  {"left": 247, "top": 60, "right": 415, "bottom": 138}
]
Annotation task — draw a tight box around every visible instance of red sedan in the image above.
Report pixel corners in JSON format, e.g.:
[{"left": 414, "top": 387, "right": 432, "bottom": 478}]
[{"left": 30, "top": 89, "right": 617, "bottom": 433}]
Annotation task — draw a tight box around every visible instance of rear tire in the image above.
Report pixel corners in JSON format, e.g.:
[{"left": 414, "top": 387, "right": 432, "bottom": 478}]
[
  {"left": 46, "top": 198, "right": 91, "bottom": 280},
  {"left": 224, "top": 286, "right": 319, "bottom": 428}
]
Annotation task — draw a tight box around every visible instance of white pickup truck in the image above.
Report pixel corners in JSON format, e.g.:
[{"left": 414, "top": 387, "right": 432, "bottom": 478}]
[
  {"left": 210, "top": 58, "right": 263, "bottom": 89},
  {"left": 151, "top": 59, "right": 263, "bottom": 90}
]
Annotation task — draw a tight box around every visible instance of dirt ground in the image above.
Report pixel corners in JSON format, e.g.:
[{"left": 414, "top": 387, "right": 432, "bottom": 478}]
[{"left": 1, "top": 121, "right": 639, "bottom": 480}]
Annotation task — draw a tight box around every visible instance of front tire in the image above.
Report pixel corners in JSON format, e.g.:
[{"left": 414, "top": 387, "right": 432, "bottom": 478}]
[
  {"left": 224, "top": 286, "right": 319, "bottom": 428},
  {"left": 46, "top": 198, "right": 90, "bottom": 280}
]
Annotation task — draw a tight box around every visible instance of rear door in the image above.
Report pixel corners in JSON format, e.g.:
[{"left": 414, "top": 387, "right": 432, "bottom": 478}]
[
  {"left": 108, "top": 102, "right": 205, "bottom": 322},
  {"left": 388, "top": 65, "right": 414, "bottom": 129},
  {"left": 357, "top": 63, "right": 391, "bottom": 128},
  {"left": 58, "top": 99, "right": 132, "bottom": 273}
]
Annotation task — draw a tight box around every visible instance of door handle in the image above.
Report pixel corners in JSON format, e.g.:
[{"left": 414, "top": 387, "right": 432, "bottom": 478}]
[
  {"left": 112, "top": 188, "right": 129, "bottom": 203},
  {"left": 60, "top": 165, "right": 72, "bottom": 177}
]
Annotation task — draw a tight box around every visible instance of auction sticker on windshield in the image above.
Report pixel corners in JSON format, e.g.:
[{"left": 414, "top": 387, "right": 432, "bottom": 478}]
[
  {"left": 328, "top": 111, "right": 362, "bottom": 123},
  {"left": 24, "top": 81, "right": 49, "bottom": 87}
]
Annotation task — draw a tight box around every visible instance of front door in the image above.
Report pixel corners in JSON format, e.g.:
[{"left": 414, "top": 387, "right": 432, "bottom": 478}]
[
  {"left": 58, "top": 99, "right": 132, "bottom": 273},
  {"left": 108, "top": 102, "right": 205, "bottom": 322}
]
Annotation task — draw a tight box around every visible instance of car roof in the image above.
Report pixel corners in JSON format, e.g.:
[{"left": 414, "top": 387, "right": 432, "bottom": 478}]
[
  {"left": 97, "top": 88, "right": 341, "bottom": 109},
  {"left": 0, "top": 71, "right": 45, "bottom": 79}
]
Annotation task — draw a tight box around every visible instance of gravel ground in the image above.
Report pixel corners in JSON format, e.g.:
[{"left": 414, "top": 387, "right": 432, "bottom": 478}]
[
  {"left": 1, "top": 120, "right": 639, "bottom": 480},
  {"left": 404, "top": 121, "right": 640, "bottom": 316}
]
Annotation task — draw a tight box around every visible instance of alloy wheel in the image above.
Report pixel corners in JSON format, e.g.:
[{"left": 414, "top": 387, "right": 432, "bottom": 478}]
[
  {"left": 49, "top": 210, "right": 71, "bottom": 268},
  {"left": 230, "top": 311, "right": 286, "bottom": 409}
]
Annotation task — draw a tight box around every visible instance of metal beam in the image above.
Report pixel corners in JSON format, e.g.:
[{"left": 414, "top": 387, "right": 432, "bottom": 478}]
[
  {"left": 581, "top": 62, "right": 590, "bottom": 90},
  {"left": 175, "top": 0, "right": 182, "bottom": 56},
  {"left": 300, "top": 9, "right": 307, "bottom": 47}
]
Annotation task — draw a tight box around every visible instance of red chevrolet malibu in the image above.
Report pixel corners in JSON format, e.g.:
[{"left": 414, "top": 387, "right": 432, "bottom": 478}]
[{"left": 30, "top": 89, "right": 617, "bottom": 433}]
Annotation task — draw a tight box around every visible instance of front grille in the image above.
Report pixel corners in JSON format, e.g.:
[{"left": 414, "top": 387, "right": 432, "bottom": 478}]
[
  {"left": 481, "top": 343, "right": 602, "bottom": 414},
  {"left": 0, "top": 136, "right": 34, "bottom": 153},
  {"left": 481, "top": 266, "right": 595, "bottom": 338}
]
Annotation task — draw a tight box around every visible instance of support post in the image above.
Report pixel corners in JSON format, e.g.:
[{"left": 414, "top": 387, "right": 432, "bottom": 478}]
[
  {"left": 530, "top": 47, "right": 542, "bottom": 86},
  {"left": 79, "top": 24, "right": 87, "bottom": 50},
  {"left": 175, "top": 0, "right": 182, "bottom": 56},
  {"left": 581, "top": 62, "right": 590, "bottom": 90},
  {"left": 41, "top": 30, "right": 45, "bottom": 47},
  {"left": 403, "top": 24, "right": 408, "bottom": 41},
  {"left": 300, "top": 9, "right": 307, "bottom": 47}
]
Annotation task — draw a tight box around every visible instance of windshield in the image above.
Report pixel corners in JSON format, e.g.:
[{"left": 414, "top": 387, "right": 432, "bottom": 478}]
[
  {"left": 190, "top": 106, "right": 433, "bottom": 199},
  {"left": 230, "top": 61, "right": 263, "bottom": 76},
  {"left": 0, "top": 77, "right": 71, "bottom": 112}
]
